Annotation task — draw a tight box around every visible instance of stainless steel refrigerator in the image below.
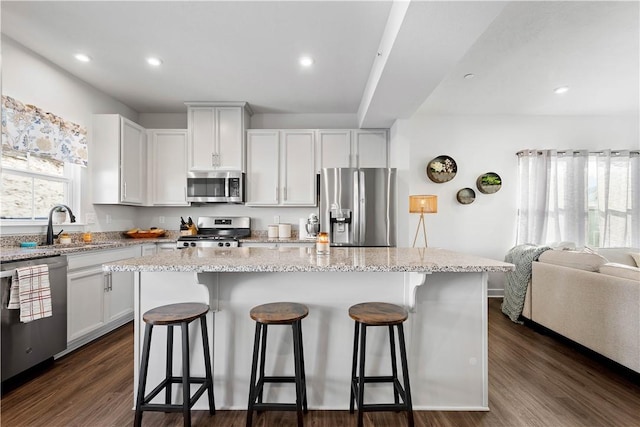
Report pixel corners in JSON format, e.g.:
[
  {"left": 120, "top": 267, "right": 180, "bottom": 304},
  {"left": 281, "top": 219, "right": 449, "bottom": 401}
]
[{"left": 320, "top": 168, "right": 396, "bottom": 247}]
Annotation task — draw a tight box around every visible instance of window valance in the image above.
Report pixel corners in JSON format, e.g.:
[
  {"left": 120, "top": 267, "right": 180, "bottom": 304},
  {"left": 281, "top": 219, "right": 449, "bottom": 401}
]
[{"left": 1, "top": 95, "right": 88, "bottom": 167}]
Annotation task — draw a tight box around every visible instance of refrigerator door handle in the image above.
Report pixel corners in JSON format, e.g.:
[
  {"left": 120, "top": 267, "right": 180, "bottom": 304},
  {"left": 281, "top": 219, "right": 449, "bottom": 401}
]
[
  {"left": 359, "top": 170, "right": 366, "bottom": 245},
  {"left": 353, "top": 170, "right": 360, "bottom": 245}
]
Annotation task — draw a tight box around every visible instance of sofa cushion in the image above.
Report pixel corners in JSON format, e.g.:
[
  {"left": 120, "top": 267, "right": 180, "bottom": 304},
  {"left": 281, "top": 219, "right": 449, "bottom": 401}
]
[
  {"left": 596, "top": 248, "right": 640, "bottom": 267},
  {"left": 599, "top": 263, "right": 640, "bottom": 281},
  {"left": 631, "top": 252, "right": 640, "bottom": 267},
  {"left": 538, "top": 250, "right": 607, "bottom": 271}
]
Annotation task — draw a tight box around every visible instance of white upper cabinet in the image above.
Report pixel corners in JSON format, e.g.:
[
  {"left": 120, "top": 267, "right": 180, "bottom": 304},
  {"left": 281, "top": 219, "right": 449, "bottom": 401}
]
[
  {"left": 281, "top": 130, "right": 316, "bottom": 205},
  {"left": 148, "top": 129, "right": 189, "bottom": 206},
  {"left": 316, "top": 130, "right": 352, "bottom": 171},
  {"left": 316, "top": 129, "right": 388, "bottom": 171},
  {"left": 92, "top": 114, "right": 146, "bottom": 205},
  {"left": 352, "top": 129, "right": 388, "bottom": 168},
  {"left": 186, "top": 102, "right": 252, "bottom": 171},
  {"left": 246, "top": 130, "right": 316, "bottom": 206},
  {"left": 246, "top": 130, "right": 280, "bottom": 205}
]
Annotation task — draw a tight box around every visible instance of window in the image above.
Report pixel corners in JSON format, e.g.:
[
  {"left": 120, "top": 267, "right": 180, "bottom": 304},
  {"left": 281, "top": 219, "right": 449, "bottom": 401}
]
[
  {"left": 1, "top": 149, "right": 78, "bottom": 221},
  {"left": 516, "top": 149, "right": 639, "bottom": 248}
]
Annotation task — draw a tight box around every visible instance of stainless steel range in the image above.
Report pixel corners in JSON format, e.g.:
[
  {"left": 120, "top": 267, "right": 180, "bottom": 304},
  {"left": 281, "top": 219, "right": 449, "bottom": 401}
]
[{"left": 176, "top": 216, "right": 251, "bottom": 248}]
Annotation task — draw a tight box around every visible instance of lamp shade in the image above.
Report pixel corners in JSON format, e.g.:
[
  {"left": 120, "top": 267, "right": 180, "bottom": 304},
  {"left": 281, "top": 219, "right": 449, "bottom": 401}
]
[{"left": 409, "top": 195, "right": 437, "bottom": 214}]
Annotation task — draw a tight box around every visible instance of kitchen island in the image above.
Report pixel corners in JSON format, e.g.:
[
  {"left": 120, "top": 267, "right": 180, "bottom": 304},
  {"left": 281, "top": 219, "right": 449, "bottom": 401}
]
[{"left": 104, "top": 247, "right": 513, "bottom": 411}]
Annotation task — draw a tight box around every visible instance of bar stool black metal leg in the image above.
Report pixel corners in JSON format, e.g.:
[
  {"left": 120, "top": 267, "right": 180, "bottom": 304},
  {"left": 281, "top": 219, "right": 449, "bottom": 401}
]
[
  {"left": 297, "top": 320, "right": 308, "bottom": 413},
  {"left": 397, "top": 324, "right": 414, "bottom": 427},
  {"left": 181, "top": 322, "right": 191, "bottom": 427},
  {"left": 357, "top": 324, "right": 367, "bottom": 427},
  {"left": 247, "top": 322, "right": 262, "bottom": 427},
  {"left": 257, "top": 323, "right": 268, "bottom": 406},
  {"left": 165, "top": 324, "right": 174, "bottom": 406},
  {"left": 134, "top": 323, "right": 153, "bottom": 427},
  {"left": 389, "top": 325, "right": 400, "bottom": 407},
  {"left": 200, "top": 315, "right": 215, "bottom": 414},
  {"left": 292, "top": 321, "right": 304, "bottom": 427},
  {"left": 349, "top": 321, "right": 360, "bottom": 414}
]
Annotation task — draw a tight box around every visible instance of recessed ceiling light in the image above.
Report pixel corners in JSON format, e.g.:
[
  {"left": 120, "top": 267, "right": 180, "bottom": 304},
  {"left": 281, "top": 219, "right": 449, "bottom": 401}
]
[
  {"left": 146, "top": 57, "right": 163, "bottom": 67},
  {"left": 464, "top": 73, "right": 475, "bottom": 79},
  {"left": 554, "top": 86, "right": 570, "bottom": 94},
  {"left": 299, "top": 56, "right": 314, "bottom": 67},
  {"left": 74, "top": 53, "right": 91, "bottom": 63}
]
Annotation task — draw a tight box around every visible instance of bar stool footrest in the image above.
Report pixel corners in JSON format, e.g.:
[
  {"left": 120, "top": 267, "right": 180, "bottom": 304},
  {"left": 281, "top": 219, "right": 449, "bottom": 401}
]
[
  {"left": 140, "top": 377, "right": 212, "bottom": 409},
  {"left": 252, "top": 402, "right": 300, "bottom": 411},
  {"left": 358, "top": 403, "right": 412, "bottom": 412},
  {"left": 262, "top": 375, "right": 297, "bottom": 383}
]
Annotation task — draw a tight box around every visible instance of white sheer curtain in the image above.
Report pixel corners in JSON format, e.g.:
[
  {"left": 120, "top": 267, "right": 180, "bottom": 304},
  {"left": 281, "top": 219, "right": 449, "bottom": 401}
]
[
  {"left": 596, "top": 150, "right": 640, "bottom": 247},
  {"left": 516, "top": 149, "right": 588, "bottom": 246}
]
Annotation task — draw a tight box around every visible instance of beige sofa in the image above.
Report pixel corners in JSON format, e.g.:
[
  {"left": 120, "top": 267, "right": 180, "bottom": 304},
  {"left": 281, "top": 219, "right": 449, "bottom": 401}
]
[{"left": 522, "top": 248, "right": 640, "bottom": 373}]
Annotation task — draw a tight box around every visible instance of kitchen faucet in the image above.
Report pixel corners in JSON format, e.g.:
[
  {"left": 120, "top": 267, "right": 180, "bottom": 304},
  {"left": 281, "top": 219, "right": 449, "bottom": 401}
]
[{"left": 46, "top": 204, "right": 77, "bottom": 245}]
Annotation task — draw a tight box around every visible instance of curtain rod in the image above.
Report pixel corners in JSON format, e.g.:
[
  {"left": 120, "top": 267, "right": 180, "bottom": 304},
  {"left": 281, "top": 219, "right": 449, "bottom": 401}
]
[{"left": 516, "top": 150, "right": 640, "bottom": 157}]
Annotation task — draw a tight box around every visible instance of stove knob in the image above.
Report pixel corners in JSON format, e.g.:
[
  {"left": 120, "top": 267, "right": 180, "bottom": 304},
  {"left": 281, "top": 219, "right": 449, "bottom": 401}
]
[
  {"left": 182, "top": 242, "right": 189, "bottom": 247},
  {"left": 225, "top": 242, "right": 231, "bottom": 247},
  {"left": 190, "top": 242, "right": 196, "bottom": 247},
  {"left": 218, "top": 242, "right": 224, "bottom": 247}
]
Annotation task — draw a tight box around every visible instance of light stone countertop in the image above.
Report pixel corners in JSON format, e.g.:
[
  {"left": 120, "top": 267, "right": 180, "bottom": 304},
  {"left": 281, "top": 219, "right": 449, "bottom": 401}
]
[
  {"left": 103, "top": 246, "right": 514, "bottom": 273},
  {"left": 0, "top": 238, "right": 175, "bottom": 262}
]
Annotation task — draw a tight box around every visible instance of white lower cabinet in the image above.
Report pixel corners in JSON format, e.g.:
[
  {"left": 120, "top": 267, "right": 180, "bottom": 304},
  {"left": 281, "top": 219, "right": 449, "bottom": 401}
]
[{"left": 65, "top": 246, "right": 140, "bottom": 354}]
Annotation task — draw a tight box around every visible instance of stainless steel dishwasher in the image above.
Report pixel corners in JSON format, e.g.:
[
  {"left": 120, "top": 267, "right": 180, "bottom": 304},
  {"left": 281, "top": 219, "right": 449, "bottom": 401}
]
[{"left": 1, "top": 255, "right": 68, "bottom": 381}]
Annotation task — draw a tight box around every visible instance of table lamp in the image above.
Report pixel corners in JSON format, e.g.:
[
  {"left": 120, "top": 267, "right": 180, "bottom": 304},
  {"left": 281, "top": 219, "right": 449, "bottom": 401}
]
[{"left": 409, "top": 195, "right": 437, "bottom": 247}]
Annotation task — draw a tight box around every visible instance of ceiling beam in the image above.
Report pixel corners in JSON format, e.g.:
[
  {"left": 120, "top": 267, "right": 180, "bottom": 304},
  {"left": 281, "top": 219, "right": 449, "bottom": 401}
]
[{"left": 357, "top": 1, "right": 507, "bottom": 128}]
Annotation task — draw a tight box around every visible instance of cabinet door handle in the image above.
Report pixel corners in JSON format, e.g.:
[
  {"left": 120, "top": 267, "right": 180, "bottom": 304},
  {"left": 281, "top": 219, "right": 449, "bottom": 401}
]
[
  {"left": 275, "top": 187, "right": 279, "bottom": 201},
  {"left": 123, "top": 182, "right": 127, "bottom": 199},
  {"left": 104, "top": 273, "right": 109, "bottom": 292},
  {"left": 109, "top": 273, "right": 113, "bottom": 291},
  {"left": 284, "top": 187, "right": 287, "bottom": 201}
]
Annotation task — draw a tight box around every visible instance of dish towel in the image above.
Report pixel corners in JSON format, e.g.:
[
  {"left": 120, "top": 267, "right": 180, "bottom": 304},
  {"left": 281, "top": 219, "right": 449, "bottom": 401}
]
[{"left": 7, "top": 265, "right": 52, "bottom": 323}]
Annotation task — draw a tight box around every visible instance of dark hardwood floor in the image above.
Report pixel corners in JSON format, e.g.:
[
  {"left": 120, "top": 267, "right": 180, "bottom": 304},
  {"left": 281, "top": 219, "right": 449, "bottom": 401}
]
[{"left": 2, "top": 298, "right": 639, "bottom": 426}]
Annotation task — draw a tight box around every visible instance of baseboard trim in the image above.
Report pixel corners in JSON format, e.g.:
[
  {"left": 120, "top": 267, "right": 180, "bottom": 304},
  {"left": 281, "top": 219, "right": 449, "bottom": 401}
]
[
  {"left": 56, "top": 314, "right": 133, "bottom": 358},
  {"left": 488, "top": 289, "right": 504, "bottom": 298}
]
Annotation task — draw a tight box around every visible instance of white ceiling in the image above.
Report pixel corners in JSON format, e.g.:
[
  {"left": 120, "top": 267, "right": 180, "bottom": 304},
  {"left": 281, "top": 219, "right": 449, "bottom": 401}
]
[{"left": 1, "top": 1, "right": 638, "bottom": 127}]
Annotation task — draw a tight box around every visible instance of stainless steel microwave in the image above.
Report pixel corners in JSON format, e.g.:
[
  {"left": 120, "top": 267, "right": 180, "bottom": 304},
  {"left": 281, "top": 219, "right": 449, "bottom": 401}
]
[{"left": 186, "top": 171, "right": 244, "bottom": 203}]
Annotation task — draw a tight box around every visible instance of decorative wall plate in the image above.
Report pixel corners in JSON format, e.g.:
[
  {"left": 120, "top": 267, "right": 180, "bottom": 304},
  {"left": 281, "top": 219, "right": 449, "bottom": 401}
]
[
  {"left": 476, "top": 172, "right": 502, "bottom": 194},
  {"left": 426, "top": 155, "right": 457, "bottom": 183},
  {"left": 456, "top": 188, "right": 476, "bottom": 205}
]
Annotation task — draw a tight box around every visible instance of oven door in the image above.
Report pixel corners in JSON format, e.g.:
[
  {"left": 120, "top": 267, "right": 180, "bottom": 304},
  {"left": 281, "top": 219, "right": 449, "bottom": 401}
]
[{"left": 186, "top": 171, "right": 244, "bottom": 203}]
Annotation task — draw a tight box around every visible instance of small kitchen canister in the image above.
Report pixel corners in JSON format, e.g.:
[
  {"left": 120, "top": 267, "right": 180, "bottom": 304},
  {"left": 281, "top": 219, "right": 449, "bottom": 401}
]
[
  {"left": 316, "top": 232, "right": 330, "bottom": 255},
  {"left": 268, "top": 225, "right": 279, "bottom": 239},
  {"left": 278, "top": 223, "right": 291, "bottom": 239}
]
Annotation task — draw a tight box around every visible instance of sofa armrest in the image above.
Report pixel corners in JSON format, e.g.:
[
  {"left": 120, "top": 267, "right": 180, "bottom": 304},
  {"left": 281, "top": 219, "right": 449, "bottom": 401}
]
[{"left": 531, "top": 262, "right": 639, "bottom": 372}]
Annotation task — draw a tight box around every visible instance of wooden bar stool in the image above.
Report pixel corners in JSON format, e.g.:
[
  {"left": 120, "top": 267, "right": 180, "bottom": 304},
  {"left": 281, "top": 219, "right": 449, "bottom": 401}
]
[
  {"left": 247, "top": 302, "right": 309, "bottom": 427},
  {"left": 134, "top": 303, "right": 215, "bottom": 427},
  {"left": 348, "top": 302, "right": 414, "bottom": 427}
]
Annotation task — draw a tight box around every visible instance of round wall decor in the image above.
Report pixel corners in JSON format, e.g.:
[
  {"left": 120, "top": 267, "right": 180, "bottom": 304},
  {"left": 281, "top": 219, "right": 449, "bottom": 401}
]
[
  {"left": 476, "top": 172, "right": 502, "bottom": 194},
  {"left": 456, "top": 188, "right": 476, "bottom": 204},
  {"left": 426, "top": 155, "right": 457, "bottom": 183}
]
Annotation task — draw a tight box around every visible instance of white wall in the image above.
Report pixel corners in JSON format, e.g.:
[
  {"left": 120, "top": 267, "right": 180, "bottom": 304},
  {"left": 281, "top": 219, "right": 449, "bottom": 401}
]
[
  {"left": 250, "top": 113, "right": 358, "bottom": 129},
  {"left": 2, "top": 36, "right": 140, "bottom": 233},
  {"left": 392, "top": 113, "right": 639, "bottom": 294},
  {"left": 138, "top": 113, "right": 187, "bottom": 129}
]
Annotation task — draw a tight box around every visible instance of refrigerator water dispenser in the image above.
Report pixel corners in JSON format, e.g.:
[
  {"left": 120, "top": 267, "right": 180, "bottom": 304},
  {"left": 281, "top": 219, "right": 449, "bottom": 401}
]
[{"left": 329, "top": 209, "right": 352, "bottom": 244}]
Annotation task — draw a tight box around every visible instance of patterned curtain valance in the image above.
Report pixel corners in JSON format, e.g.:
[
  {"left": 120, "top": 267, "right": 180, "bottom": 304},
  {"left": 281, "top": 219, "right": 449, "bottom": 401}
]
[{"left": 1, "top": 95, "right": 88, "bottom": 167}]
